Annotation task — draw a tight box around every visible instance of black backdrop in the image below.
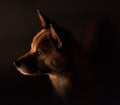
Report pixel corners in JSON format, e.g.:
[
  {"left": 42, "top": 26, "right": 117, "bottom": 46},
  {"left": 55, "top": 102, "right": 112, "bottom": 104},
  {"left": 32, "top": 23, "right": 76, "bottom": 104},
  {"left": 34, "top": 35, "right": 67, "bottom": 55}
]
[{"left": 0, "top": 0, "right": 119, "bottom": 105}]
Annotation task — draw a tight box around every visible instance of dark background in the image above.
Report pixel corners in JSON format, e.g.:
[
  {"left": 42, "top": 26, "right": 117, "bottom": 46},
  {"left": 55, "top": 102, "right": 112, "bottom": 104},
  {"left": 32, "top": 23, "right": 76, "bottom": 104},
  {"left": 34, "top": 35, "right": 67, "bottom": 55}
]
[{"left": 0, "top": 0, "right": 119, "bottom": 105}]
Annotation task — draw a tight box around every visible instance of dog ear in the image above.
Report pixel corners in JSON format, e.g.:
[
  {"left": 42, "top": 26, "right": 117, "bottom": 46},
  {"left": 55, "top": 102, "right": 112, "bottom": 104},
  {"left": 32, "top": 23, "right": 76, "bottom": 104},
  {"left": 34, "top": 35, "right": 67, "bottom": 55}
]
[
  {"left": 37, "top": 9, "right": 47, "bottom": 28},
  {"left": 50, "top": 24, "right": 62, "bottom": 49}
]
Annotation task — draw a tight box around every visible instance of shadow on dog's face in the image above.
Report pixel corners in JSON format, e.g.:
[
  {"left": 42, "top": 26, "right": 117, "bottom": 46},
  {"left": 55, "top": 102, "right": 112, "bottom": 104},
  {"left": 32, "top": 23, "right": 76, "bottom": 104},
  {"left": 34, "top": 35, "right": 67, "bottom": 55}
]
[{"left": 14, "top": 10, "right": 67, "bottom": 76}]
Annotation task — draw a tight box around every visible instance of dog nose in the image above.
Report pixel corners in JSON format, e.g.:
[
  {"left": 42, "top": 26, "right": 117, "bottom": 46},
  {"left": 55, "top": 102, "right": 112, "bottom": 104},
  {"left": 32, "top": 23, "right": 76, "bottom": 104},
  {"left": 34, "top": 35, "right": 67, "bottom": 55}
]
[{"left": 13, "top": 61, "right": 21, "bottom": 67}]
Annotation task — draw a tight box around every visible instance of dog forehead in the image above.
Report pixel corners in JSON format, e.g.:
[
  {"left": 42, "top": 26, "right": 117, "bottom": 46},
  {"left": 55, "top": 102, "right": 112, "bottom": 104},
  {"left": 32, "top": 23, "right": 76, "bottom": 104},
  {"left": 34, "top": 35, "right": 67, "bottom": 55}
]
[{"left": 31, "top": 29, "right": 50, "bottom": 52}]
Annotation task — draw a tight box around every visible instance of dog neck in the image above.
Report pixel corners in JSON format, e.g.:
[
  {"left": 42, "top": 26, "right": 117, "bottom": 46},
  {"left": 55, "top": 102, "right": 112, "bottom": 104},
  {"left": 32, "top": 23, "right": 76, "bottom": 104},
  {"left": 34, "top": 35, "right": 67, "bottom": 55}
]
[{"left": 49, "top": 73, "right": 71, "bottom": 104}]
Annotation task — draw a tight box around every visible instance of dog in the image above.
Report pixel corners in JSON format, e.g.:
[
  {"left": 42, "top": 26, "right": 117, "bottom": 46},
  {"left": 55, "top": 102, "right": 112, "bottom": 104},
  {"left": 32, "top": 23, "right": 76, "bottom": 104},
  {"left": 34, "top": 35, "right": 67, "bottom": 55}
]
[{"left": 14, "top": 10, "right": 106, "bottom": 105}]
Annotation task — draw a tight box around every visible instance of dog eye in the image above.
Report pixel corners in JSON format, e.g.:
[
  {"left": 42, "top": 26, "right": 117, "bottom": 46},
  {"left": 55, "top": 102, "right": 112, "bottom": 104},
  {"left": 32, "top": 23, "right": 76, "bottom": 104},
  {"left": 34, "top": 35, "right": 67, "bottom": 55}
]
[{"left": 36, "top": 50, "right": 42, "bottom": 55}]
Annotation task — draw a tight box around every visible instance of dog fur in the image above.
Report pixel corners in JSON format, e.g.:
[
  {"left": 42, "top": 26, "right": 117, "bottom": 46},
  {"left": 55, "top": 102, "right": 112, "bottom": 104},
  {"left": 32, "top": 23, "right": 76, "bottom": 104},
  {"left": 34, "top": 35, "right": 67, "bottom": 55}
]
[{"left": 14, "top": 10, "right": 105, "bottom": 105}]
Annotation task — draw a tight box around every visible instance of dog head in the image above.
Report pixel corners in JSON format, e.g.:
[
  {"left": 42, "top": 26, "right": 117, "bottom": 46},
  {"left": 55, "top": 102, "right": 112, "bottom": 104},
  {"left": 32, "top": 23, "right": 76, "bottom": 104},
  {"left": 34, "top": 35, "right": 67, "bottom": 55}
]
[{"left": 14, "top": 10, "right": 72, "bottom": 76}]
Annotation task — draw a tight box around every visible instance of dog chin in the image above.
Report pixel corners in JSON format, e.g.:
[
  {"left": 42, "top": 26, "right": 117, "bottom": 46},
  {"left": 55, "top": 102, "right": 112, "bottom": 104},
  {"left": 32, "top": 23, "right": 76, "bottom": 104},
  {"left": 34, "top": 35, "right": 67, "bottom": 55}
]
[{"left": 16, "top": 67, "right": 40, "bottom": 76}]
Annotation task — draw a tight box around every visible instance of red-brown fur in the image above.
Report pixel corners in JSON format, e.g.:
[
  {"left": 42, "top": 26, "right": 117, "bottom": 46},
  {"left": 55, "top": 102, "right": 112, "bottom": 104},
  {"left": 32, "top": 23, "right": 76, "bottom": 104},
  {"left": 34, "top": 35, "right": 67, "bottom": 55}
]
[{"left": 14, "top": 10, "right": 106, "bottom": 105}]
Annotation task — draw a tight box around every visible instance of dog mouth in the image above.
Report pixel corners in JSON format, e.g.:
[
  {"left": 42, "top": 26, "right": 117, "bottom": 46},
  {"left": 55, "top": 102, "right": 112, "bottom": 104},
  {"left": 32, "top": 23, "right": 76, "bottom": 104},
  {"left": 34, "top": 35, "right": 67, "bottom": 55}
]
[
  {"left": 13, "top": 60, "right": 51, "bottom": 76},
  {"left": 14, "top": 64, "right": 51, "bottom": 76},
  {"left": 16, "top": 67, "right": 42, "bottom": 76}
]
